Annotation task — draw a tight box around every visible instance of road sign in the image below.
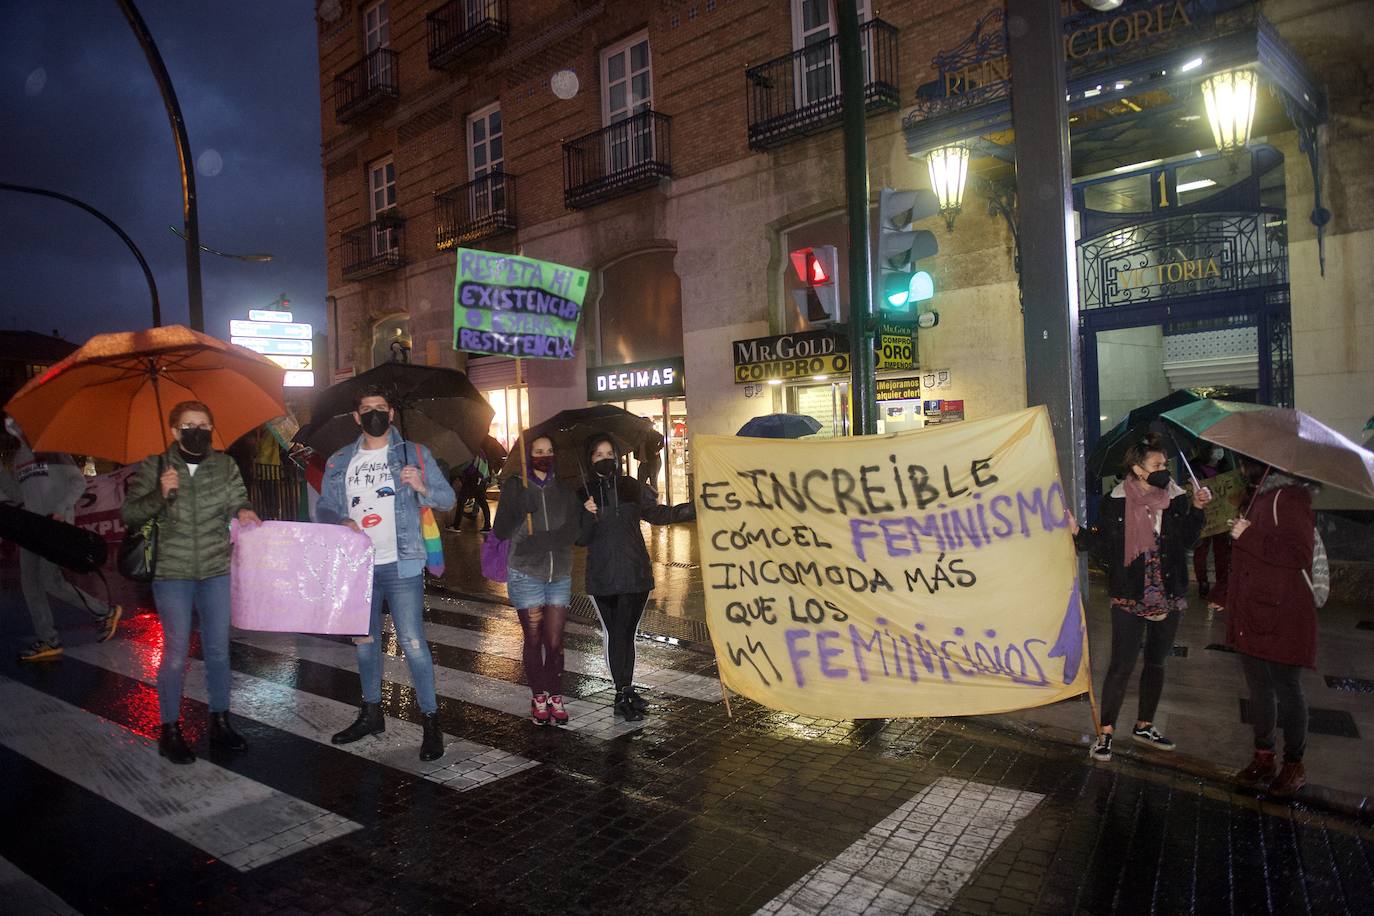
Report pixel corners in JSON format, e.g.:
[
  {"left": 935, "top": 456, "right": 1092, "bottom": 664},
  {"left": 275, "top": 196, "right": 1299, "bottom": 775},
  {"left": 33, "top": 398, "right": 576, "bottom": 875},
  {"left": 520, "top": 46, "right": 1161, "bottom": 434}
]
[
  {"left": 248, "top": 309, "right": 292, "bottom": 322},
  {"left": 265, "top": 355, "right": 313, "bottom": 371},
  {"left": 283, "top": 370, "right": 315, "bottom": 388},
  {"left": 229, "top": 319, "right": 313, "bottom": 340},
  {"left": 232, "top": 336, "right": 312, "bottom": 355}
]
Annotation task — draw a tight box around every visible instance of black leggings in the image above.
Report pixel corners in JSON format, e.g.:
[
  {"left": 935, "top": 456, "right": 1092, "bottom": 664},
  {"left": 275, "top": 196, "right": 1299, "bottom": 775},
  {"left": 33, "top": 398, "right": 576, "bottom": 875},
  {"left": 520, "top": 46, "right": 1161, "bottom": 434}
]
[
  {"left": 592, "top": 592, "right": 649, "bottom": 690},
  {"left": 515, "top": 605, "right": 567, "bottom": 696},
  {"left": 1099, "top": 606, "right": 1183, "bottom": 730},
  {"left": 1241, "top": 654, "right": 1308, "bottom": 763}
]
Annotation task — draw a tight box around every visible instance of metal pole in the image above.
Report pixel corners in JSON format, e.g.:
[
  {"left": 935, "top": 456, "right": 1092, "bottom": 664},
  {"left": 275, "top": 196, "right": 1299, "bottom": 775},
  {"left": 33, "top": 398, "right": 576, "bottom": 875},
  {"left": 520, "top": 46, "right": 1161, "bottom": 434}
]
[
  {"left": 0, "top": 182, "right": 160, "bottom": 326},
  {"left": 115, "top": 0, "right": 203, "bottom": 331},
  {"left": 836, "top": 0, "right": 876, "bottom": 436},
  {"left": 1007, "top": 0, "right": 1085, "bottom": 516}
]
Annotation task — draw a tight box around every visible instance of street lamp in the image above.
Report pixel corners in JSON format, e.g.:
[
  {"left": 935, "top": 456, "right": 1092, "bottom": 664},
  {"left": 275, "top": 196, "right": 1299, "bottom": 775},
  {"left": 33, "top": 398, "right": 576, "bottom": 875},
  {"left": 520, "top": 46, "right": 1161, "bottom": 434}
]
[
  {"left": 926, "top": 144, "right": 970, "bottom": 231},
  {"left": 1201, "top": 68, "right": 1258, "bottom": 155}
]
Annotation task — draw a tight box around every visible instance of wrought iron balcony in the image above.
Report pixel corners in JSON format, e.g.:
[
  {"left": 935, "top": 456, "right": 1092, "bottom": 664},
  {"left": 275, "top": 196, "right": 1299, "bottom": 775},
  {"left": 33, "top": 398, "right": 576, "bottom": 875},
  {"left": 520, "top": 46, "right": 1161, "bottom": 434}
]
[
  {"left": 563, "top": 110, "right": 672, "bottom": 209},
  {"left": 436, "top": 172, "right": 516, "bottom": 250},
  {"left": 428, "top": 0, "right": 509, "bottom": 69},
  {"left": 745, "top": 19, "right": 899, "bottom": 151},
  {"left": 335, "top": 48, "right": 399, "bottom": 123},
  {"left": 342, "top": 213, "right": 406, "bottom": 281}
]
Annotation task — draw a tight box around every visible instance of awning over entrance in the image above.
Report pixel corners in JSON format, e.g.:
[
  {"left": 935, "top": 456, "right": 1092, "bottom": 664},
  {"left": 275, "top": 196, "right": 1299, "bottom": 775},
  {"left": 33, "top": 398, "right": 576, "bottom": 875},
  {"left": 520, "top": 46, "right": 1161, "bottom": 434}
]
[{"left": 901, "top": 0, "right": 1331, "bottom": 266}]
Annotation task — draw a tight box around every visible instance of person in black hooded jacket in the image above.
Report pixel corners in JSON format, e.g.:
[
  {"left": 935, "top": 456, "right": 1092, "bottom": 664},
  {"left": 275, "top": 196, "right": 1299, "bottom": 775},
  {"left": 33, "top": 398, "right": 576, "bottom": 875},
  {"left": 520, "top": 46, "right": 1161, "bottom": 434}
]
[{"left": 578, "top": 432, "right": 694, "bottom": 720}]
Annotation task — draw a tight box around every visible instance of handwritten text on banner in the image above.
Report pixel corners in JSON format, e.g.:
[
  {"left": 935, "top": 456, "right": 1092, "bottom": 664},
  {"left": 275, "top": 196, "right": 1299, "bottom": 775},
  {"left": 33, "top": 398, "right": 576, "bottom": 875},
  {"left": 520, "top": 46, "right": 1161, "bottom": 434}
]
[
  {"left": 693, "top": 407, "right": 1089, "bottom": 719},
  {"left": 452, "top": 248, "right": 589, "bottom": 359}
]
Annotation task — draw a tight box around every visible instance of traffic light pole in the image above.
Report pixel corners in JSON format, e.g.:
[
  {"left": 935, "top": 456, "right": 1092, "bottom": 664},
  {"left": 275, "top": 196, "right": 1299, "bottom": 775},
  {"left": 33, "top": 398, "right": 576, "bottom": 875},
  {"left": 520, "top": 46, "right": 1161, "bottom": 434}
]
[
  {"left": 836, "top": 0, "right": 876, "bottom": 436},
  {"left": 1007, "top": 0, "right": 1086, "bottom": 514}
]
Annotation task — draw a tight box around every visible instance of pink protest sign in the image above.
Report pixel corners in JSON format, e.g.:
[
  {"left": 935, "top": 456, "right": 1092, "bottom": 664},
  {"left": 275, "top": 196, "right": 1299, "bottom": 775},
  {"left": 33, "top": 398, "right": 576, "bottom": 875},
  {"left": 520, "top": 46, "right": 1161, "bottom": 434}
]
[{"left": 231, "top": 521, "right": 373, "bottom": 634}]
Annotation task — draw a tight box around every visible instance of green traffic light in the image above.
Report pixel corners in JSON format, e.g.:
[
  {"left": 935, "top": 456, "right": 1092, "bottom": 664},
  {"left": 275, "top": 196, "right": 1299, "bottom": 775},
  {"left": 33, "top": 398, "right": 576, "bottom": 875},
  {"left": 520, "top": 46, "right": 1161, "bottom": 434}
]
[
  {"left": 910, "top": 270, "right": 934, "bottom": 303},
  {"left": 883, "top": 272, "right": 912, "bottom": 310}
]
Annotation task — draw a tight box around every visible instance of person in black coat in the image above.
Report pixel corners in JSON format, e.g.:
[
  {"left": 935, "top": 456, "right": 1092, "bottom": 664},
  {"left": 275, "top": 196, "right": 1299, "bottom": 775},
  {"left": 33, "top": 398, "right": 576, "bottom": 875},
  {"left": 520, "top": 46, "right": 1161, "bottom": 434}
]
[
  {"left": 1070, "top": 433, "right": 1210, "bottom": 762},
  {"left": 578, "top": 433, "right": 694, "bottom": 721}
]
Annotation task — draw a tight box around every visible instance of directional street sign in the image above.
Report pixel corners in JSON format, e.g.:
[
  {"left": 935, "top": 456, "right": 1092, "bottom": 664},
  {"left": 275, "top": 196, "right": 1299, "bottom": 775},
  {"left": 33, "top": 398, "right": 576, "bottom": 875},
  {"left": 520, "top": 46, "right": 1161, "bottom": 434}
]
[
  {"left": 264, "top": 355, "right": 313, "bottom": 371},
  {"left": 248, "top": 309, "right": 293, "bottom": 322},
  {"left": 229, "top": 319, "right": 313, "bottom": 340},
  {"left": 232, "top": 336, "right": 312, "bottom": 355},
  {"left": 282, "top": 370, "right": 315, "bottom": 388}
]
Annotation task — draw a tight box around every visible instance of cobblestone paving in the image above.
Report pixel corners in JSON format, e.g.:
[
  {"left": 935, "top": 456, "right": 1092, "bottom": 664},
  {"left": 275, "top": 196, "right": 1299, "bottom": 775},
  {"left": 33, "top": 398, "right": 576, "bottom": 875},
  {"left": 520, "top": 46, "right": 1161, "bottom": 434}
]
[{"left": 2, "top": 590, "right": 1372, "bottom": 915}]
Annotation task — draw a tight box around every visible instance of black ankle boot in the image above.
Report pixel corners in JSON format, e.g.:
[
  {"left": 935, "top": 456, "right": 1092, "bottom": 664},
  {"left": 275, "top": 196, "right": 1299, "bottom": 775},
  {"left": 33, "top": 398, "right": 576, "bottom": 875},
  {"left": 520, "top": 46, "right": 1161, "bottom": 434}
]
[
  {"left": 209, "top": 712, "right": 247, "bottom": 751},
  {"left": 158, "top": 722, "right": 195, "bottom": 765},
  {"left": 332, "top": 702, "right": 384, "bottom": 744},
  {"left": 625, "top": 686, "right": 650, "bottom": 713},
  {"left": 614, "top": 688, "right": 643, "bottom": 722},
  {"left": 419, "top": 713, "right": 443, "bottom": 762}
]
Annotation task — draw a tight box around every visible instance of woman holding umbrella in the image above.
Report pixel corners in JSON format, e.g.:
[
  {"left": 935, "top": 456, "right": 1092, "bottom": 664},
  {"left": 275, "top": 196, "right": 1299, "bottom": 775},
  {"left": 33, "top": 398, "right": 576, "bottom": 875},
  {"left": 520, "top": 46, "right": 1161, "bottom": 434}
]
[
  {"left": 1228, "top": 457, "right": 1320, "bottom": 797},
  {"left": 1069, "top": 433, "right": 1211, "bottom": 762},
  {"left": 491, "top": 435, "right": 580, "bottom": 726},
  {"left": 579, "top": 433, "right": 695, "bottom": 721},
  {"left": 122, "top": 401, "right": 261, "bottom": 765}
]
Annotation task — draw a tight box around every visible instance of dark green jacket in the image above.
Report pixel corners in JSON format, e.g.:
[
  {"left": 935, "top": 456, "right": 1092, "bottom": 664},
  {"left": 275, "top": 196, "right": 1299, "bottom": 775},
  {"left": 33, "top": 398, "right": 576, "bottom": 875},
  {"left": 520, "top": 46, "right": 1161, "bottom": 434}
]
[{"left": 121, "top": 447, "right": 252, "bottom": 581}]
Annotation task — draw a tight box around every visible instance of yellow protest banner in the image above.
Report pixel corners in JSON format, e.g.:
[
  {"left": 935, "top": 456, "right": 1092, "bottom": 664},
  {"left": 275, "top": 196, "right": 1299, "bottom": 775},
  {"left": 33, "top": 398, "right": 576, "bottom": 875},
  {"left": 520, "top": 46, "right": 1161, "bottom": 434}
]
[{"left": 694, "top": 406, "right": 1089, "bottom": 719}]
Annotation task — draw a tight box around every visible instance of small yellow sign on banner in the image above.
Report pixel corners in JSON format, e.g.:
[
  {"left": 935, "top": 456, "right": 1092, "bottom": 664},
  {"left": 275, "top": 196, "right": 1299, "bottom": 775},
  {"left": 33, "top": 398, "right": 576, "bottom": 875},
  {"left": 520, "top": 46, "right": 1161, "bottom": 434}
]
[
  {"left": 1192, "top": 468, "right": 1245, "bottom": 539},
  {"left": 693, "top": 407, "right": 1089, "bottom": 719}
]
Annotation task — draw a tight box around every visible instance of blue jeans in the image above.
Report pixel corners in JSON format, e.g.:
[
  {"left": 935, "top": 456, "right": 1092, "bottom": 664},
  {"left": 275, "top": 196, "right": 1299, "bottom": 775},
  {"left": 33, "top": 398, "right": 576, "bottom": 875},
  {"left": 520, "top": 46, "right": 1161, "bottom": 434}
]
[
  {"left": 152, "top": 576, "right": 231, "bottom": 724},
  {"left": 506, "top": 569, "right": 573, "bottom": 610},
  {"left": 356, "top": 563, "right": 437, "bottom": 714}
]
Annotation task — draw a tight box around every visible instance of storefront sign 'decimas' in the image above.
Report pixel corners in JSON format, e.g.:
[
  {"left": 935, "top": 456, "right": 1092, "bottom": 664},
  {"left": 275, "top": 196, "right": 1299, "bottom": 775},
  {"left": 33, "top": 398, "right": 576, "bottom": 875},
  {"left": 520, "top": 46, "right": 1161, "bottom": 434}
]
[
  {"left": 452, "top": 248, "right": 590, "bottom": 359},
  {"left": 733, "top": 330, "right": 849, "bottom": 384},
  {"left": 587, "top": 357, "right": 685, "bottom": 401}
]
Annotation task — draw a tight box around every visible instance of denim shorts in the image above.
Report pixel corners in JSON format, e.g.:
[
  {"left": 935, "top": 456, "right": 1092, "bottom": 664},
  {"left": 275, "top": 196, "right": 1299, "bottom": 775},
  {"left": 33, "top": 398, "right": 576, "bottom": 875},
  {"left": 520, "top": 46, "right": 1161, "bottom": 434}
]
[{"left": 506, "top": 568, "right": 573, "bottom": 609}]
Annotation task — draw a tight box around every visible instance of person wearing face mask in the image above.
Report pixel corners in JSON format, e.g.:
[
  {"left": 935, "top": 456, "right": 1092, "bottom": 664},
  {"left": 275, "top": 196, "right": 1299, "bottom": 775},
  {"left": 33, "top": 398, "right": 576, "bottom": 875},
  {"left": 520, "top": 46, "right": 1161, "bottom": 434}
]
[
  {"left": 314, "top": 386, "right": 455, "bottom": 761},
  {"left": 122, "top": 401, "right": 261, "bottom": 764},
  {"left": 1226, "top": 456, "right": 1320, "bottom": 798},
  {"left": 491, "top": 435, "right": 580, "bottom": 725},
  {"left": 3, "top": 415, "right": 123, "bottom": 661},
  {"left": 1069, "top": 433, "right": 1211, "bottom": 762},
  {"left": 578, "top": 433, "right": 695, "bottom": 721}
]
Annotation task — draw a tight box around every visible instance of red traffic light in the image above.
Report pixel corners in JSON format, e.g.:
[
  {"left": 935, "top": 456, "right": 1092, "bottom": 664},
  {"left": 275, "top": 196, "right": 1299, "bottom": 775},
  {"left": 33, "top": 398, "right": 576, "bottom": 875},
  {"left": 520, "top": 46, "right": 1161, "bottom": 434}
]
[{"left": 789, "top": 246, "right": 836, "bottom": 287}]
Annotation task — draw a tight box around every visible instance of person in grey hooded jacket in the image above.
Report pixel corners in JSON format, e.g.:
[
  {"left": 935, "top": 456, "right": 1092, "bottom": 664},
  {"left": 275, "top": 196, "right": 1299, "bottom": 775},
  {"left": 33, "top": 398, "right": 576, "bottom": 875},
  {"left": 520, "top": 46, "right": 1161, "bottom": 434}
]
[
  {"left": 578, "top": 432, "right": 694, "bottom": 721},
  {"left": 4, "top": 415, "right": 120, "bottom": 661}
]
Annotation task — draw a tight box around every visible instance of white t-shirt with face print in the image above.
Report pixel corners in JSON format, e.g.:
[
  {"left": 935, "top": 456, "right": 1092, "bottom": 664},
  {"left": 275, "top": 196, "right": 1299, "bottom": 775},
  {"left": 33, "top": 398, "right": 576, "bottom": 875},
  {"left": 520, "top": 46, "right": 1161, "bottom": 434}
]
[{"left": 346, "top": 446, "right": 398, "bottom": 564}]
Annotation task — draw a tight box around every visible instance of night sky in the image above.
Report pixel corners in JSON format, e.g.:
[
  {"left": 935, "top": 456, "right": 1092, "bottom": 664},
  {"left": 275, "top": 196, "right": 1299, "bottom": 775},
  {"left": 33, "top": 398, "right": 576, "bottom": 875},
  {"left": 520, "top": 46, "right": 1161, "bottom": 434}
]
[{"left": 0, "top": 1, "right": 324, "bottom": 346}]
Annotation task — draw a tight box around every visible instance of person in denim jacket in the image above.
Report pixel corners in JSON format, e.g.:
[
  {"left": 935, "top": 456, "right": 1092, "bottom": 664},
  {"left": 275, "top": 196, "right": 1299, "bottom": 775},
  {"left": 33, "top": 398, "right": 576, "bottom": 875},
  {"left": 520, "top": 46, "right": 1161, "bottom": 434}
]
[{"left": 314, "top": 386, "right": 455, "bottom": 761}]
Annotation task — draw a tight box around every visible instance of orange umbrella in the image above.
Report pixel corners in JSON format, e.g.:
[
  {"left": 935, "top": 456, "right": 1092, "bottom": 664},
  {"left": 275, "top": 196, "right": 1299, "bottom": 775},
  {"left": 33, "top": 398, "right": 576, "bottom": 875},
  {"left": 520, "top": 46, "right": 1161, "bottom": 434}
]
[{"left": 3, "top": 325, "right": 286, "bottom": 463}]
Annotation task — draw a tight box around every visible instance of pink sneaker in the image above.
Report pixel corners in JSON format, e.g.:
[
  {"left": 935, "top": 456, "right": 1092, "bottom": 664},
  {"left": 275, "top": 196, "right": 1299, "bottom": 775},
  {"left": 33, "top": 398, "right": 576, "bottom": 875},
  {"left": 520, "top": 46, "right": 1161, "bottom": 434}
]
[
  {"left": 548, "top": 695, "right": 569, "bottom": 726},
  {"left": 531, "top": 693, "right": 550, "bottom": 726}
]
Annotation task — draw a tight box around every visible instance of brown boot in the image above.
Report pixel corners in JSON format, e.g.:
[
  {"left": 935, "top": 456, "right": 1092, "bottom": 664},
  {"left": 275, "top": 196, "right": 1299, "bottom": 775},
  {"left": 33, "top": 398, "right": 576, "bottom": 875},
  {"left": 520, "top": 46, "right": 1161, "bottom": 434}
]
[
  {"left": 1236, "top": 749, "right": 1278, "bottom": 786},
  {"left": 1268, "top": 761, "right": 1306, "bottom": 798}
]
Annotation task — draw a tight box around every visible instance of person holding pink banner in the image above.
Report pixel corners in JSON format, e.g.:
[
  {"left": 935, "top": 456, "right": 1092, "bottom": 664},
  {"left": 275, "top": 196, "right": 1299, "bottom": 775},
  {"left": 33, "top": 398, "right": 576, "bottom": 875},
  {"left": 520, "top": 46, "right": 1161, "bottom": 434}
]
[
  {"left": 315, "top": 386, "right": 455, "bottom": 762},
  {"left": 492, "top": 435, "right": 580, "bottom": 726},
  {"left": 122, "top": 401, "right": 261, "bottom": 765}
]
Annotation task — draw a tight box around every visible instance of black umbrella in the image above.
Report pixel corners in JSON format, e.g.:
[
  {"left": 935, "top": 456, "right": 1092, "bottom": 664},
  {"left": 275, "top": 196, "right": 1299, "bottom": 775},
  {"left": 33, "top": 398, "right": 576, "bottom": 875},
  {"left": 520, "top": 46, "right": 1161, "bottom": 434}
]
[
  {"left": 1086, "top": 389, "right": 1204, "bottom": 477},
  {"left": 500, "top": 405, "right": 659, "bottom": 485},
  {"left": 295, "top": 362, "right": 493, "bottom": 468},
  {"left": 737, "top": 413, "right": 822, "bottom": 439}
]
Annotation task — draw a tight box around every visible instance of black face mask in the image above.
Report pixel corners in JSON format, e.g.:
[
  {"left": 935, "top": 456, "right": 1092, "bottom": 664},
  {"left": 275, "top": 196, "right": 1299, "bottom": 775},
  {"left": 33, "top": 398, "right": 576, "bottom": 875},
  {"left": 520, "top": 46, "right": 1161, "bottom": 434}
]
[
  {"left": 531, "top": 455, "right": 555, "bottom": 473},
  {"left": 359, "top": 410, "right": 390, "bottom": 437},
  {"left": 1145, "top": 470, "right": 1171, "bottom": 490},
  {"left": 179, "top": 427, "right": 212, "bottom": 455},
  {"left": 593, "top": 457, "right": 616, "bottom": 477}
]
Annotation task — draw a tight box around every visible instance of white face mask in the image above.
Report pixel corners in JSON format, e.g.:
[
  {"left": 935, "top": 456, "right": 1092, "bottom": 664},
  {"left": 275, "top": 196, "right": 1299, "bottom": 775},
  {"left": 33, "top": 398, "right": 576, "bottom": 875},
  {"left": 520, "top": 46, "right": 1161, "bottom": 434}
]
[
  {"left": 1210, "top": 447, "right": 1225, "bottom": 463},
  {"left": 3, "top": 417, "right": 20, "bottom": 439}
]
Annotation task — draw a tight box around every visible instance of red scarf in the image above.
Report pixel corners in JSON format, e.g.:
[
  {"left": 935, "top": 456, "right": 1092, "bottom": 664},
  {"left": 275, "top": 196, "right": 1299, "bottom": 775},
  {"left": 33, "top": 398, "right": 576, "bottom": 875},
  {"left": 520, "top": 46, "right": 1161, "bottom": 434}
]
[{"left": 1123, "top": 475, "right": 1172, "bottom": 567}]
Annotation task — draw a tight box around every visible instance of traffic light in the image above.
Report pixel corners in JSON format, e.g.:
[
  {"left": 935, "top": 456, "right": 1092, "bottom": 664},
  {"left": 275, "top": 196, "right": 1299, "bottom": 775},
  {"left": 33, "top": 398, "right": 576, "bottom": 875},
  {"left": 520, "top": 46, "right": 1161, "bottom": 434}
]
[
  {"left": 789, "top": 245, "right": 840, "bottom": 325},
  {"left": 877, "top": 188, "right": 939, "bottom": 314}
]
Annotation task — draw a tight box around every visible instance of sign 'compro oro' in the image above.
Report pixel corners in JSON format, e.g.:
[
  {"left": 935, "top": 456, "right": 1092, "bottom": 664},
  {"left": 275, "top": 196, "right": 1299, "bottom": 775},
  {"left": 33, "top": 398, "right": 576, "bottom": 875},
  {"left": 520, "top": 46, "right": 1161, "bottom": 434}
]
[
  {"left": 732, "top": 330, "right": 849, "bottom": 384},
  {"left": 693, "top": 407, "right": 1090, "bottom": 719}
]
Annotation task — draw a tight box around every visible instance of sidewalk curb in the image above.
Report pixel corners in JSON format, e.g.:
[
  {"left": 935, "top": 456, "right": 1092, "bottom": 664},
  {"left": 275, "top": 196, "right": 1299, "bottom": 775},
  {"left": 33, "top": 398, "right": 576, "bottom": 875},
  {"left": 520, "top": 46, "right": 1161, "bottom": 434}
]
[{"left": 971, "top": 709, "right": 1374, "bottom": 825}]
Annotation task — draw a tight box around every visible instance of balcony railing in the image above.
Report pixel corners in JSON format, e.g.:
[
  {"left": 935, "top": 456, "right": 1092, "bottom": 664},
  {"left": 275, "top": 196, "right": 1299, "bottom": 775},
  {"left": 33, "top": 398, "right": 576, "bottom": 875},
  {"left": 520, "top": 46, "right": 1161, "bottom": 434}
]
[
  {"left": 428, "top": 0, "right": 509, "bottom": 69},
  {"left": 563, "top": 110, "right": 672, "bottom": 210},
  {"left": 335, "top": 48, "right": 399, "bottom": 123},
  {"left": 745, "top": 19, "right": 899, "bottom": 151},
  {"left": 436, "top": 171, "right": 517, "bottom": 250},
  {"left": 342, "top": 213, "right": 406, "bottom": 280}
]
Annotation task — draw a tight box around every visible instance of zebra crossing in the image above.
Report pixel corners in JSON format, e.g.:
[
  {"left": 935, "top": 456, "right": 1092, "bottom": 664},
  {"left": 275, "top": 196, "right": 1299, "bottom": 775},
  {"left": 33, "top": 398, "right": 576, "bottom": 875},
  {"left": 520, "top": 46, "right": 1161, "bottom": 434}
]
[{"left": 0, "top": 593, "right": 721, "bottom": 903}]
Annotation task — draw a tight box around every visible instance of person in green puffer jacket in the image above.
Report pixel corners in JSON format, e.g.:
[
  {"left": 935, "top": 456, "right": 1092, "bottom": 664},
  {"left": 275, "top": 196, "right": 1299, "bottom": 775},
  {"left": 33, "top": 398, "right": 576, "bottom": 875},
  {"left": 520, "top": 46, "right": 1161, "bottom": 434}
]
[{"left": 122, "top": 400, "right": 261, "bottom": 766}]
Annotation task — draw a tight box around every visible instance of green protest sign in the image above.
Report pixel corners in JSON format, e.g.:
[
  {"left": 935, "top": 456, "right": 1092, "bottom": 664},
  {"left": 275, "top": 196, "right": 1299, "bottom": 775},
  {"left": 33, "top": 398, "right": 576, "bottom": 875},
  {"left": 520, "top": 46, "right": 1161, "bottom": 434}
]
[{"left": 452, "top": 248, "right": 590, "bottom": 359}]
